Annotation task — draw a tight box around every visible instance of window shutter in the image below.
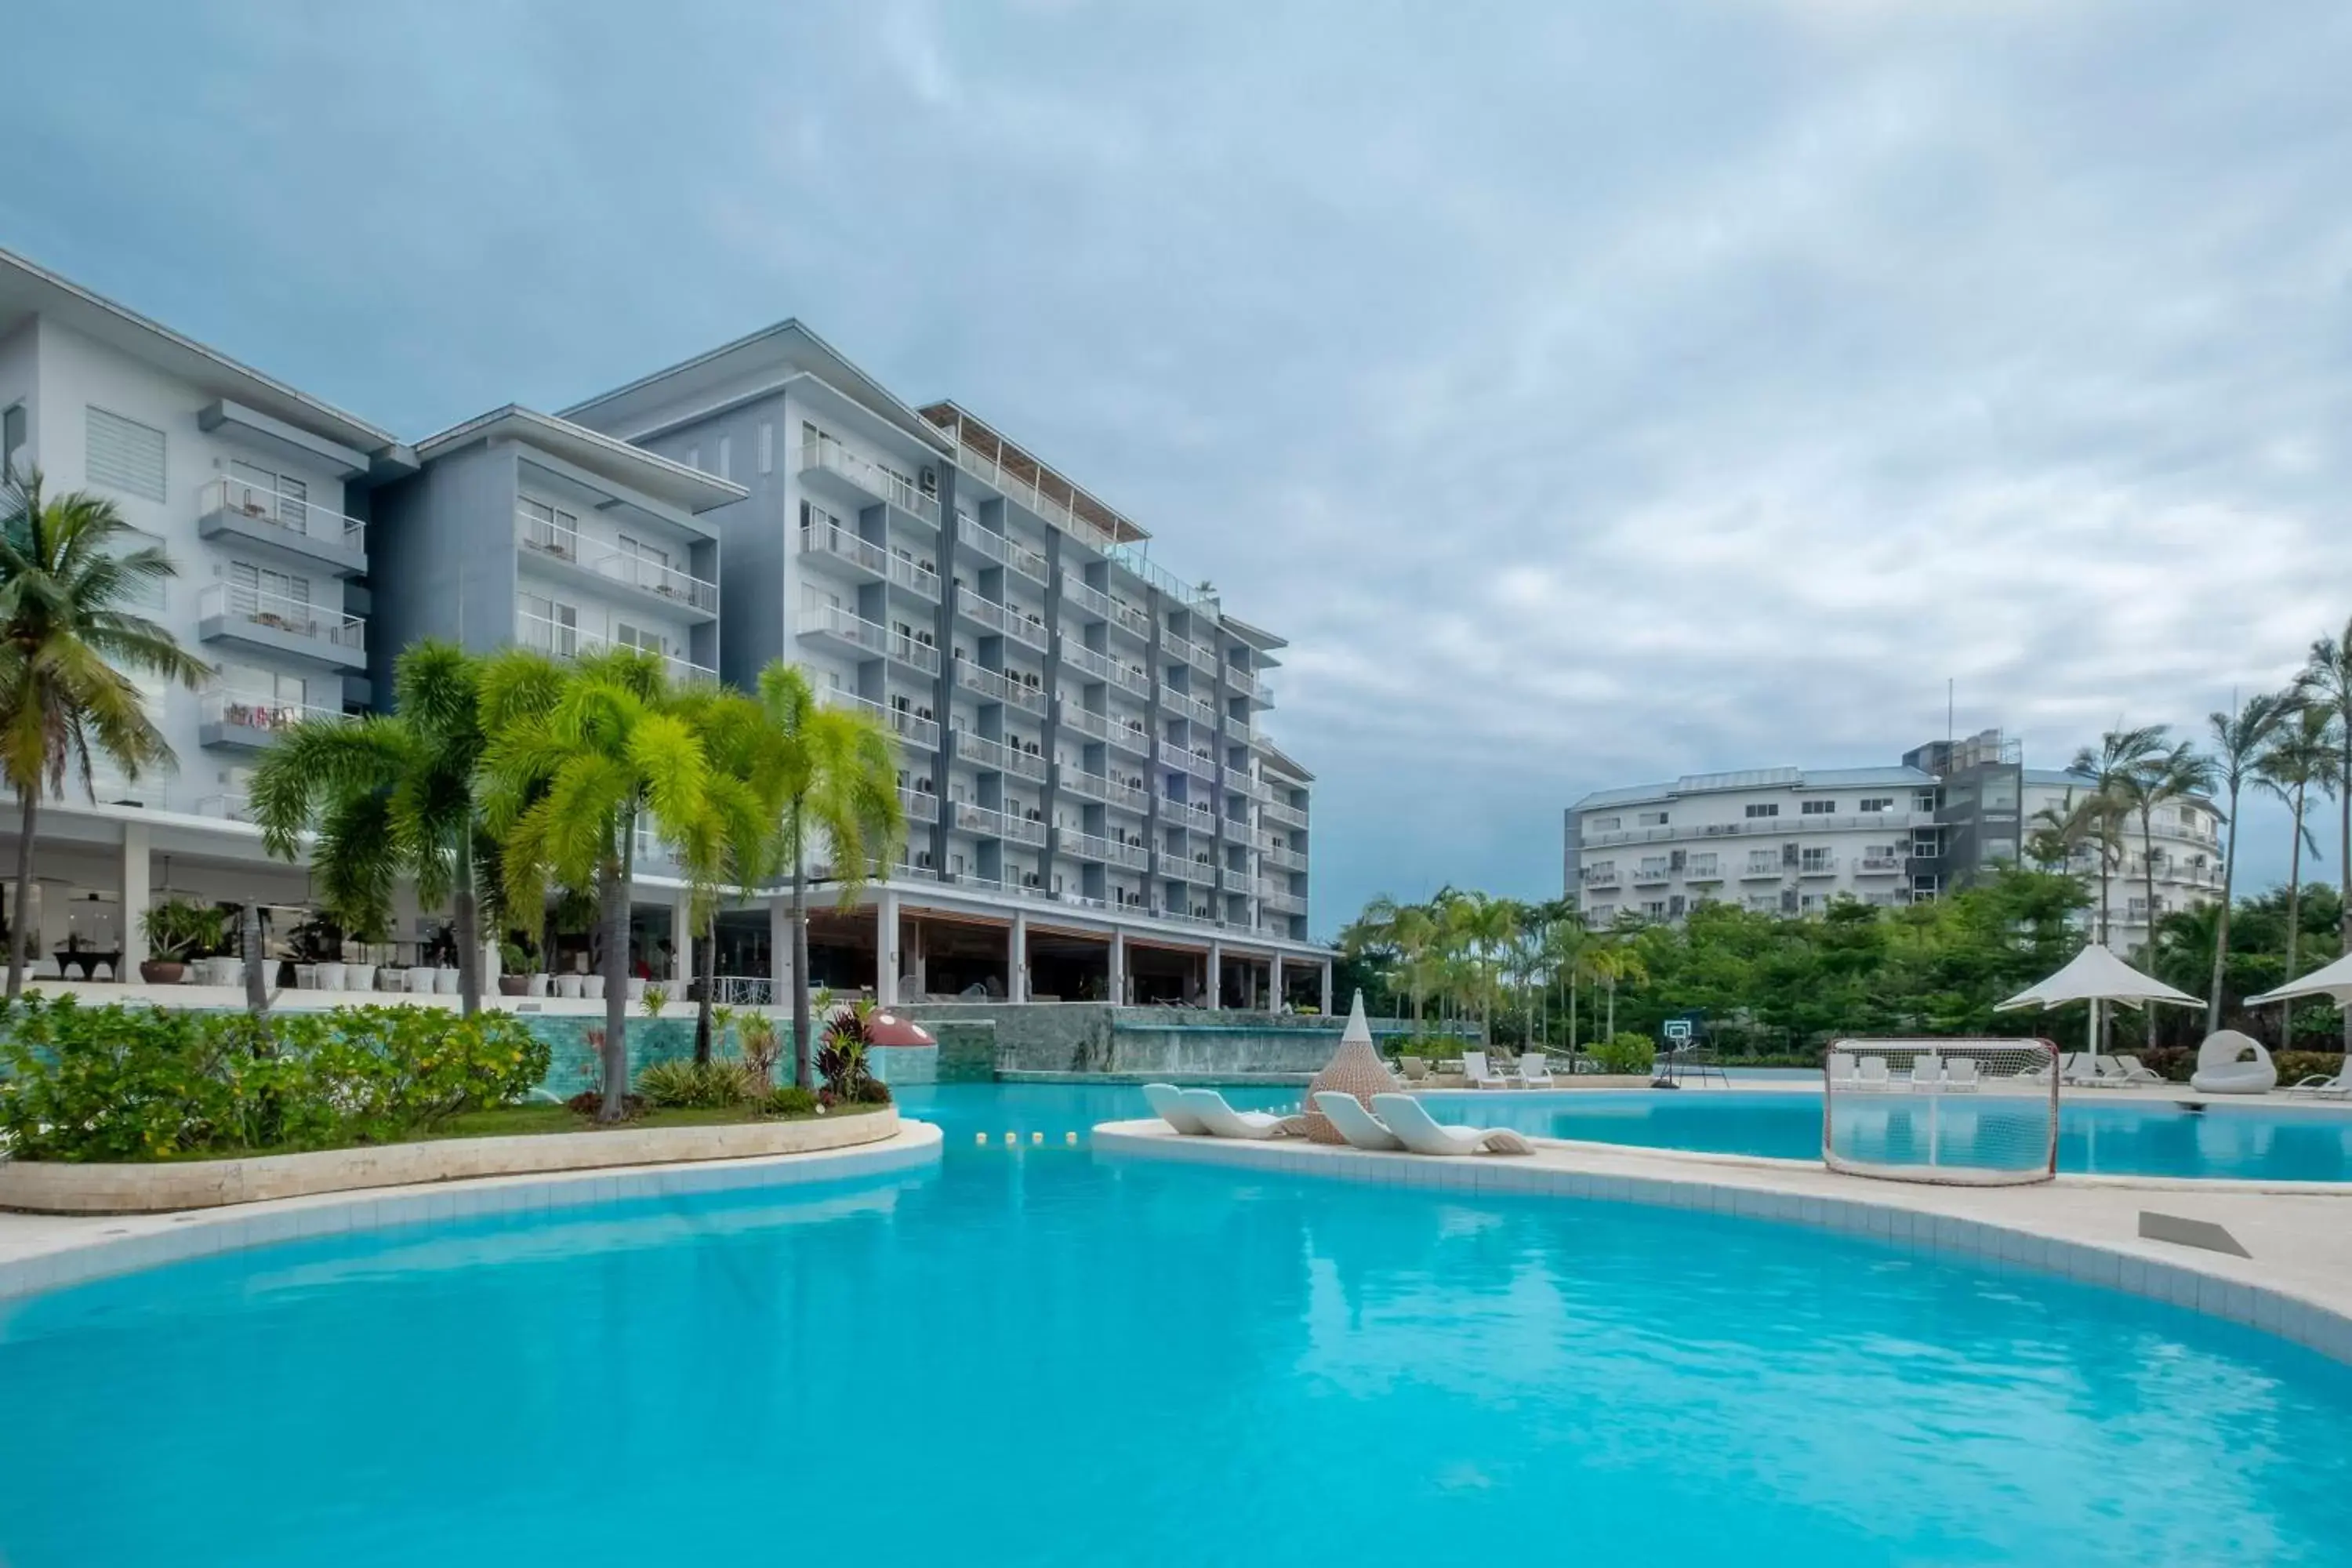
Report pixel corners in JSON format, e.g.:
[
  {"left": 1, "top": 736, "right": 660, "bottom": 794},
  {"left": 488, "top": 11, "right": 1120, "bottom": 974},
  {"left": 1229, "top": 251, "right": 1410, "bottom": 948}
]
[{"left": 86, "top": 406, "right": 166, "bottom": 502}]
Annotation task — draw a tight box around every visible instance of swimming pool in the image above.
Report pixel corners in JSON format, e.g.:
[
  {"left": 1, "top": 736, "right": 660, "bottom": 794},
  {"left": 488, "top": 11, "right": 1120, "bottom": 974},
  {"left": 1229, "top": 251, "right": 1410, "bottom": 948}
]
[
  {"left": 2, "top": 1082, "right": 2349, "bottom": 1566},
  {"left": 1425, "top": 1087, "right": 2352, "bottom": 1182}
]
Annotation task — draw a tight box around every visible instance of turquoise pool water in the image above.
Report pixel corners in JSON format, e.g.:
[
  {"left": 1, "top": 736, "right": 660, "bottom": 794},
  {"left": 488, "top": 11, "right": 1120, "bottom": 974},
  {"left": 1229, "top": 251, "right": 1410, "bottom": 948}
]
[
  {"left": 1424, "top": 1088, "right": 2352, "bottom": 1181},
  {"left": 1, "top": 1082, "right": 2348, "bottom": 1566}
]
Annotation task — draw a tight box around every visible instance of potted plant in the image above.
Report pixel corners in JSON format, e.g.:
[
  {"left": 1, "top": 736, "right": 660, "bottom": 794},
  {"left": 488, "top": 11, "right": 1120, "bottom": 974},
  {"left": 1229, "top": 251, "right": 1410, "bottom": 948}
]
[
  {"left": 138, "top": 898, "right": 223, "bottom": 985},
  {"left": 499, "top": 939, "right": 535, "bottom": 996}
]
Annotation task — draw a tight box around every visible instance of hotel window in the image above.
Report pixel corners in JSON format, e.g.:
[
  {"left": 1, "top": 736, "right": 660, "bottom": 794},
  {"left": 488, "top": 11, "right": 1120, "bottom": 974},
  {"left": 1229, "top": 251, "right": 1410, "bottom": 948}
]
[
  {"left": 717, "top": 434, "right": 732, "bottom": 479},
  {"left": 1860, "top": 797, "right": 1894, "bottom": 813},
  {"left": 519, "top": 496, "right": 579, "bottom": 557},
  {"left": 227, "top": 561, "right": 310, "bottom": 617},
  {"left": 518, "top": 593, "right": 579, "bottom": 655},
  {"left": 757, "top": 422, "right": 775, "bottom": 475},
  {"left": 1588, "top": 816, "right": 1621, "bottom": 832},
  {"left": 1744, "top": 803, "right": 1780, "bottom": 818},
  {"left": 1636, "top": 811, "right": 1668, "bottom": 827},
  {"left": 86, "top": 406, "right": 166, "bottom": 502},
  {"left": 1800, "top": 848, "right": 1833, "bottom": 873},
  {"left": 1747, "top": 851, "right": 1777, "bottom": 873},
  {"left": 1801, "top": 799, "right": 1836, "bottom": 815},
  {"left": 686, "top": 445, "right": 700, "bottom": 473},
  {"left": 614, "top": 622, "right": 665, "bottom": 655}
]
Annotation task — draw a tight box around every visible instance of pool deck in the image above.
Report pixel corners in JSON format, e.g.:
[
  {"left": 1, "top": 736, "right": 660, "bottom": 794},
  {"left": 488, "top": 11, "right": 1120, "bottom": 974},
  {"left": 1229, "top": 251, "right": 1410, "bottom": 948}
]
[
  {"left": 1094, "top": 1118, "right": 2352, "bottom": 1366},
  {"left": 0, "top": 1123, "right": 945, "bottom": 1305},
  {"left": 1422, "top": 1075, "right": 2352, "bottom": 1112}
]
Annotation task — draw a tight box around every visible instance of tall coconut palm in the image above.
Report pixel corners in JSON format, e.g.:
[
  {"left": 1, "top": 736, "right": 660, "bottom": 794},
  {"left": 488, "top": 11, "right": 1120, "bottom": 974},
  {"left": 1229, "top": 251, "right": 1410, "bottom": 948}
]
[
  {"left": 2298, "top": 621, "right": 2352, "bottom": 1045},
  {"left": 668, "top": 684, "right": 797, "bottom": 1065},
  {"left": 2124, "top": 737, "right": 2214, "bottom": 959},
  {"left": 2203, "top": 691, "right": 2292, "bottom": 1034},
  {"left": 0, "top": 472, "right": 209, "bottom": 997},
  {"left": 2070, "top": 725, "right": 2166, "bottom": 949},
  {"left": 477, "top": 647, "right": 711, "bottom": 1120},
  {"left": 757, "top": 662, "right": 902, "bottom": 1091},
  {"left": 2254, "top": 705, "right": 2336, "bottom": 1046},
  {"left": 2040, "top": 786, "right": 2129, "bottom": 946},
  {"left": 250, "top": 641, "right": 492, "bottom": 1013}
]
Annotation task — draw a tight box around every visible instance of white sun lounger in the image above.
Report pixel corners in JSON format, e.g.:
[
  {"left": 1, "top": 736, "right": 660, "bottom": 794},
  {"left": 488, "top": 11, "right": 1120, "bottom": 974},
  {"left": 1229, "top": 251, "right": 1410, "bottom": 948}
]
[
  {"left": 1178, "top": 1088, "right": 1291, "bottom": 1139},
  {"left": 1518, "top": 1052, "right": 1556, "bottom": 1088},
  {"left": 1827, "top": 1051, "right": 1860, "bottom": 1089},
  {"left": 1314, "top": 1091, "right": 1407, "bottom": 1151},
  {"left": 1370, "top": 1094, "right": 1534, "bottom": 1156},
  {"left": 1142, "top": 1082, "right": 1213, "bottom": 1134},
  {"left": 1909, "top": 1058, "right": 1944, "bottom": 1091},
  {"left": 2099, "top": 1054, "right": 2163, "bottom": 1086},
  {"left": 1944, "top": 1056, "right": 1980, "bottom": 1092},
  {"left": 1462, "top": 1051, "right": 1515, "bottom": 1090},
  {"left": 1857, "top": 1056, "right": 1892, "bottom": 1088}
]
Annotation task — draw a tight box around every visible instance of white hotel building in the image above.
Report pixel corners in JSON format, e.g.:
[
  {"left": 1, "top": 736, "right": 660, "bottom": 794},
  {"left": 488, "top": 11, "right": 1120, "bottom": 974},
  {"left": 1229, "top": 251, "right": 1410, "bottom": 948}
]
[
  {"left": 0, "top": 248, "right": 1327, "bottom": 1011},
  {"left": 1565, "top": 729, "right": 2223, "bottom": 953}
]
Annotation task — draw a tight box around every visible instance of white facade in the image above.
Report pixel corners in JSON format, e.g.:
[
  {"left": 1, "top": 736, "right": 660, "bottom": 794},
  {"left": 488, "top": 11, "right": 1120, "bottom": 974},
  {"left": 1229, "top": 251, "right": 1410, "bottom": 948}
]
[{"left": 1567, "top": 753, "right": 2221, "bottom": 954}]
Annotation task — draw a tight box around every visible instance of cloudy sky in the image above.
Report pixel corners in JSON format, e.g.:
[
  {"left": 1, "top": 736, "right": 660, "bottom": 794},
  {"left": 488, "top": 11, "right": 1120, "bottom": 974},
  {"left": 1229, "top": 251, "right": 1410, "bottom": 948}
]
[{"left": 7, "top": 0, "right": 2350, "bottom": 927}]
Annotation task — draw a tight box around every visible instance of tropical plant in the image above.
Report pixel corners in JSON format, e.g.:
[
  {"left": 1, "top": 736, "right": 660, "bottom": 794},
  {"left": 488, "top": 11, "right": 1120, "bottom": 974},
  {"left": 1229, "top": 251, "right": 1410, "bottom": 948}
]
[
  {"left": 756, "top": 663, "right": 903, "bottom": 1090},
  {"left": 476, "top": 647, "right": 711, "bottom": 1121},
  {"left": 641, "top": 982, "right": 668, "bottom": 1018},
  {"left": 738, "top": 1013, "right": 785, "bottom": 1092},
  {"left": 815, "top": 1002, "right": 891, "bottom": 1105},
  {"left": 2069, "top": 725, "right": 2167, "bottom": 951},
  {"left": 250, "top": 641, "right": 492, "bottom": 1014},
  {"left": 2124, "top": 735, "right": 2213, "bottom": 956},
  {"left": 139, "top": 897, "right": 226, "bottom": 964},
  {"left": 0, "top": 471, "right": 209, "bottom": 997},
  {"left": 2299, "top": 620, "right": 2352, "bottom": 1045},
  {"left": 2255, "top": 705, "right": 2336, "bottom": 1043},
  {"left": 2204, "top": 691, "right": 2293, "bottom": 1033},
  {"left": 668, "top": 687, "right": 789, "bottom": 1064},
  {"left": 637, "top": 1056, "right": 753, "bottom": 1109}
]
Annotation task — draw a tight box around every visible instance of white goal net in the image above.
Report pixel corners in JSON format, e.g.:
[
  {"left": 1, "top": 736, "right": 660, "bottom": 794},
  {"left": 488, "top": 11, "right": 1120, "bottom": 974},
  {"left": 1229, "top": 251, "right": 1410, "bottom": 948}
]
[{"left": 1820, "top": 1038, "right": 2060, "bottom": 1186}]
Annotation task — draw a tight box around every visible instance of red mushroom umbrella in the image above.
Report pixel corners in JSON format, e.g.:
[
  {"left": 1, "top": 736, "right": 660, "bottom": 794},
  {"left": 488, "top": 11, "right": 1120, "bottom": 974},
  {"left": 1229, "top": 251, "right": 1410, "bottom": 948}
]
[{"left": 863, "top": 1009, "right": 935, "bottom": 1047}]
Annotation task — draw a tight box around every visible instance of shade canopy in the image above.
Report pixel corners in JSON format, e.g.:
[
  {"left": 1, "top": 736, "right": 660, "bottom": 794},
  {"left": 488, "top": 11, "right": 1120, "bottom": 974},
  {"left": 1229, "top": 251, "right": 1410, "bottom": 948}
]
[
  {"left": 863, "top": 1009, "right": 935, "bottom": 1047},
  {"left": 1995, "top": 942, "right": 2202, "bottom": 1014},
  {"left": 2245, "top": 951, "right": 2352, "bottom": 1007}
]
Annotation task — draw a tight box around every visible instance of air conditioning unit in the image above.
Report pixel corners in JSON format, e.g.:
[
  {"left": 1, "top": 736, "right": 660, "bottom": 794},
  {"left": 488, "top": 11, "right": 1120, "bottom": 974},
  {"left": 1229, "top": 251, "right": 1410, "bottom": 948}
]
[
  {"left": 1023, "top": 873, "right": 1042, "bottom": 887},
  {"left": 920, "top": 466, "right": 938, "bottom": 495}
]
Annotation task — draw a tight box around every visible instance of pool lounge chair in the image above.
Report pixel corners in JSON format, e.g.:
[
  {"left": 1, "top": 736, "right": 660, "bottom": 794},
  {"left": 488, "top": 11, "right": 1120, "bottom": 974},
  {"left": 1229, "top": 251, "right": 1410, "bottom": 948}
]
[
  {"left": 1462, "top": 1051, "right": 1516, "bottom": 1090},
  {"left": 1827, "top": 1051, "right": 1860, "bottom": 1089},
  {"left": 1370, "top": 1094, "right": 1535, "bottom": 1156},
  {"left": 1909, "top": 1057, "right": 1944, "bottom": 1091},
  {"left": 1518, "top": 1052, "right": 1555, "bottom": 1088},
  {"left": 2098, "top": 1054, "right": 2164, "bottom": 1086},
  {"left": 1856, "top": 1056, "right": 1893, "bottom": 1088},
  {"left": 2287, "top": 1064, "right": 2352, "bottom": 1098},
  {"left": 1314, "top": 1091, "right": 1408, "bottom": 1151},
  {"left": 1398, "top": 1055, "right": 1430, "bottom": 1082},
  {"left": 1142, "top": 1082, "right": 1213, "bottom": 1134},
  {"left": 2060, "top": 1053, "right": 2113, "bottom": 1087},
  {"left": 1944, "top": 1057, "right": 1981, "bottom": 1093},
  {"left": 1178, "top": 1088, "right": 1294, "bottom": 1139},
  {"left": 2188, "top": 1031, "right": 2277, "bottom": 1095}
]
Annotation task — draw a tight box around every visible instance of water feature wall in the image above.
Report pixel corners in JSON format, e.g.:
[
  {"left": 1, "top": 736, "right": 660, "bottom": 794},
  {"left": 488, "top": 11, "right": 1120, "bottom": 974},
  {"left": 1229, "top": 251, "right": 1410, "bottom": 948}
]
[{"left": 896, "top": 1003, "right": 1476, "bottom": 1081}]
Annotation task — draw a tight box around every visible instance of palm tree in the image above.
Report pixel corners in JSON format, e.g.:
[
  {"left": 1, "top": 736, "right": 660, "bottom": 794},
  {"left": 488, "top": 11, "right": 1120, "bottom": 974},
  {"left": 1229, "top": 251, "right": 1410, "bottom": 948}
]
[
  {"left": 250, "top": 641, "right": 492, "bottom": 1013},
  {"left": 1451, "top": 891, "right": 1519, "bottom": 1044},
  {"left": 2040, "top": 786, "right": 2129, "bottom": 946},
  {"left": 0, "top": 471, "right": 209, "bottom": 997},
  {"left": 2299, "top": 621, "right": 2352, "bottom": 1044},
  {"left": 2124, "top": 737, "right": 2214, "bottom": 959},
  {"left": 477, "top": 647, "right": 711, "bottom": 1120},
  {"left": 758, "top": 663, "right": 902, "bottom": 1090},
  {"left": 2255, "top": 704, "right": 2336, "bottom": 1046},
  {"left": 2203, "top": 691, "right": 2292, "bottom": 1034},
  {"left": 2071, "top": 725, "right": 2166, "bottom": 949}
]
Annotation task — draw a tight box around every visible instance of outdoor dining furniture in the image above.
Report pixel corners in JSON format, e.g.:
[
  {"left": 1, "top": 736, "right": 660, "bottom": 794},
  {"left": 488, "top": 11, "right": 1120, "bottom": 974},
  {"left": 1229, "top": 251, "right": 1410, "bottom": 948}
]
[{"left": 51, "top": 947, "right": 122, "bottom": 981}]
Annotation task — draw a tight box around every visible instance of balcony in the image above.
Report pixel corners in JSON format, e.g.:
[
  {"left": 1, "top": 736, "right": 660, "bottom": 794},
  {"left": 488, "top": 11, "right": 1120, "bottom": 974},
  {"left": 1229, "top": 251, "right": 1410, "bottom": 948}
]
[
  {"left": 1261, "top": 844, "right": 1308, "bottom": 873},
  {"left": 1261, "top": 800, "right": 1308, "bottom": 832},
  {"left": 1580, "top": 869, "right": 1621, "bottom": 889},
  {"left": 949, "top": 800, "right": 1048, "bottom": 847},
  {"left": 960, "top": 593, "right": 1051, "bottom": 654},
  {"left": 1062, "top": 577, "right": 1152, "bottom": 641},
  {"left": 1156, "top": 738, "right": 1216, "bottom": 779},
  {"left": 887, "top": 551, "right": 942, "bottom": 603},
  {"left": 1223, "top": 713, "right": 1254, "bottom": 745},
  {"left": 955, "top": 659, "right": 1047, "bottom": 717},
  {"left": 822, "top": 689, "right": 938, "bottom": 752},
  {"left": 588, "top": 549, "right": 718, "bottom": 618},
  {"left": 1225, "top": 663, "right": 1261, "bottom": 699},
  {"left": 1856, "top": 855, "right": 1904, "bottom": 876},
  {"left": 1164, "top": 690, "right": 1216, "bottom": 728},
  {"left": 1798, "top": 857, "right": 1840, "bottom": 878},
  {"left": 799, "top": 519, "right": 888, "bottom": 581},
  {"left": 515, "top": 611, "right": 718, "bottom": 688},
  {"left": 1064, "top": 829, "right": 1151, "bottom": 871},
  {"left": 1739, "top": 863, "right": 1784, "bottom": 882},
  {"left": 520, "top": 511, "right": 717, "bottom": 622},
  {"left": 800, "top": 440, "right": 941, "bottom": 526},
  {"left": 199, "top": 691, "right": 347, "bottom": 752},
  {"left": 1163, "top": 858, "right": 1216, "bottom": 887},
  {"left": 1218, "top": 867, "right": 1251, "bottom": 894},
  {"left": 195, "top": 793, "right": 253, "bottom": 823},
  {"left": 956, "top": 516, "right": 1050, "bottom": 587},
  {"left": 798, "top": 605, "right": 941, "bottom": 675},
  {"left": 946, "top": 440, "right": 1123, "bottom": 557},
  {"left": 1225, "top": 769, "right": 1269, "bottom": 804},
  {"left": 198, "top": 583, "right": 365, "bottom": 670},
  {"left": 1261, "top": 886, "right": 1306, "bottom": 915},
  {"left": 956, "top": 731, "right": 1047, "bottom": 782},
  {"left": 899, "top": 786, "right": 940, "bottom": 824},
  {"left": 1163, "top": 797, "right": 1217, "bottom": 833},
  {"left": 1057, "top": 764, "right": 1149, "bottom": 815},
  {"left": 1056, "top": 700, "right": 1152, "bottom": 757},
  {"left": 1163, "top": 632, "right": 1217, "bottom": 680},
  {"left": 1683, "top": 862, "right": 1723, "bottom": 883},
  {"left": 1633, "top": 866, "right": 1671, "bottom": 886},
  {"left": 1060, "top": 640, "right": 1152, "bottom": 699},
  {"left": 199, "top": 478, "right": 367, "bottom": 575}
]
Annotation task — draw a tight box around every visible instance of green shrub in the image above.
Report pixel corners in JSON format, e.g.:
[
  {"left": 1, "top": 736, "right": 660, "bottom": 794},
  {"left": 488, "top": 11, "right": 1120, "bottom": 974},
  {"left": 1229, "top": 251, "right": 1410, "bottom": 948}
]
[
  {"left": 761, "top": 1084, "right": 818, "bottom": 1117},
  {"left": 0, "top": 997, "right": 550, "bottom": 1161},
  {"left": 1594, "top": 1033, "right": 1655, "bottom": 1075},
  {"left": 638, "top": 1057, "right": 754, "bottom": 1109}
]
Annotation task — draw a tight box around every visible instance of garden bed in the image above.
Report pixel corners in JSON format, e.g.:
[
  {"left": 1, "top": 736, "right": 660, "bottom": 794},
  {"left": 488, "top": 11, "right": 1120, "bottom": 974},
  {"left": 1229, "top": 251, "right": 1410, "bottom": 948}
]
[{"left": 0, "top": 1104, "right": 898, "bottom": 1214}]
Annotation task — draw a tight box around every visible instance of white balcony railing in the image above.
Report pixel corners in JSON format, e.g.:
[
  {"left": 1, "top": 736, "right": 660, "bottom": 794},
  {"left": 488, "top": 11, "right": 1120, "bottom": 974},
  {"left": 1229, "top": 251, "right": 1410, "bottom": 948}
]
[
  {"left": 956, "top": 731, "right": 1047, "bottom": 782},
  {"left": 955, "top": 659, "right": 1047, "bottom": 716},
  {"left": 950, "top": 800, "right": 1048, "bottom": 846},
  {"left": 517, "top": 509, "right": 580, "bottom": 563},
  {"left": 1166, "top": 690, "right": 1216, "bottom": 728},
  {"left": 900, "top": 786, "right": 940, "bottom": 823},
  {"left": 822, "top": 688, "right": 939, "bottom": 751},
  {"left": 1225, "top": 769, "right": 1269, "bottom": 803},
  {"left": 800, "top": 440, "right": 940, "bottom": 524},
  {"left": 201, "top": 583, "right": 365, "bottom": 654},
  {"left": 800, "top": 519, "right": 888, "bottom": 576},
  {"left": 956, "top": 516, "right": 1051, "bottom": 586},
  {"left": 801, "top": 604, "right": 942, "bottom": 674},
  {"left": 961, "top": 594, "right": 1051, "bottom": 653},
  {"left": 1057, "top": 764, "right": 1149, "bottom": 815},
  {"left": 1225, "top": 664, "right": 1261, "bottom": 699},
  {"left": 196, "top": 793, "right": 252, "bottom": 822},
  {"left": 1062, "top": 577, "right": 1152, "bottom": 641},
  {"left": 202, "top": 691, "right": 347, "bottom": 735},
  {"left": 591, "top": 550, "right": 718, "bottom": 614},
  {"left": 1261, "top": 800, "right": 1308, "bottom": 831},
  {"left": 888, "top": 551, "right": 942, "bottom": 602},
  {"left": 1064, "top": 829, "right": 1151, "bottom": 871},
  {"left": 1056, "top": 700, "right": 1152, "bottom": 757},
  {"left": 515, "top": 611, "right": 715, "bottom": 687},
  {"left": 1156, "top": 738, "right": 1217, "bottom": 779},
  {"left": 1261, "top": 845, "right": 1308, "bottom": 873},
  {"left": 203, "top": 477, "right": 365, "bottom": 554}
]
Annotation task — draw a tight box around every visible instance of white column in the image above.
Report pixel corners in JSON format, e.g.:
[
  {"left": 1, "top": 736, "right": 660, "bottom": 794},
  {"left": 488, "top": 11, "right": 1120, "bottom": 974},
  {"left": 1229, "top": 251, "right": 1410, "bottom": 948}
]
[
  {"left": 120, "top": 822, "right": 151, "bottom": 975},
  {"left": 1009, "top": 913, "right": 1029, "bottom": 1003},
  {"left": 671, "top": 891, "right": 695, "bottom": 987},
  {"left": 1109, "top": 929, "right": 1127, "bottom": 1006},
  {"left": 768, "top": 897, "right": 793, "bottom": 1008},
  {"left": 1207, "top": 939, "right": 1222, "bottom": 1010},
  {"left": 1270, "top": 955, "right": 1283, "bottom": 1012},
  {"left": 1319, "top": 960, "right": 1333, "bottom": 1015},
  {"left": 877, "top": 889, "right": 900, "bottom": 1004}
]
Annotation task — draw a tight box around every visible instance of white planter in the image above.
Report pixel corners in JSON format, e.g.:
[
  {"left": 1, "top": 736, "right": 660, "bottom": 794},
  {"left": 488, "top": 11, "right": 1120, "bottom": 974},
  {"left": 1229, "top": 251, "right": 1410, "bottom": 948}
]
[
  {"left": 293, "top": 965, "right": 318, "bottom": 989},
  {"left": 528, "top": 973, "right": 549, "bottom": 997},
  {"left": 317, "top": 962, "right": 347, "bottom": 992},
  {"left": 345, "top": 964, "right": 375, "bottom": 993},
  {"left": 407, "top": 967, "right": 437, "bottom": 994},
  {"left": 582, "top": 975, "right": 607, "bottom": 1000},
  {"left": 435, "top": 967, "right": 460, "bottom": 994},
  {"left": 555, "top": 975, "right": 583, "bottom": 999},
  {"left": 626, "top": 977, "right": 646, "bottom": 1001},
  {"left": 206, "top": 957, "right": 241, "bottom": 987}
]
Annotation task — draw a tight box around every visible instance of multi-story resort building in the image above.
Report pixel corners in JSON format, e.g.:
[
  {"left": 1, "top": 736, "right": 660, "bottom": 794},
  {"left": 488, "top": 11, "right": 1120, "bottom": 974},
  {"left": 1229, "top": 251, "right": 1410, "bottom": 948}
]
[
  {"left": 1564, "top": 729, "right": 2222, "bottom": 953},
  {"left": 0, "top": 248, "right": 1329, "bottom": 1011}
]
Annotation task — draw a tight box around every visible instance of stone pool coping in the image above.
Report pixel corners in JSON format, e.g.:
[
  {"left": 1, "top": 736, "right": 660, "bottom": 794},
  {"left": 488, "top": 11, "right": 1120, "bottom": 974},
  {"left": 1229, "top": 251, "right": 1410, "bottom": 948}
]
[
  {"left": 0, "top": 1108, "right": 904, "bottom": 1215},
  {"left": 0, "top": 1121, "right": 942, "bottom": 1303},
  {"left": 1093, "top": 1120, "right": 2352, "bottom": 1367}
]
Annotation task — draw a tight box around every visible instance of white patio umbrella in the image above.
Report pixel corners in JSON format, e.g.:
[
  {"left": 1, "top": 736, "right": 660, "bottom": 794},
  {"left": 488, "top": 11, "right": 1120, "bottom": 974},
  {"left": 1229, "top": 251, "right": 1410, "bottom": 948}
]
[
  {"left": 1995, "top": 942, "right": 2203, "bottom": 1068},
  {"left": 2245, "top": 952, "right": 2352, "bottom": 1007}
]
